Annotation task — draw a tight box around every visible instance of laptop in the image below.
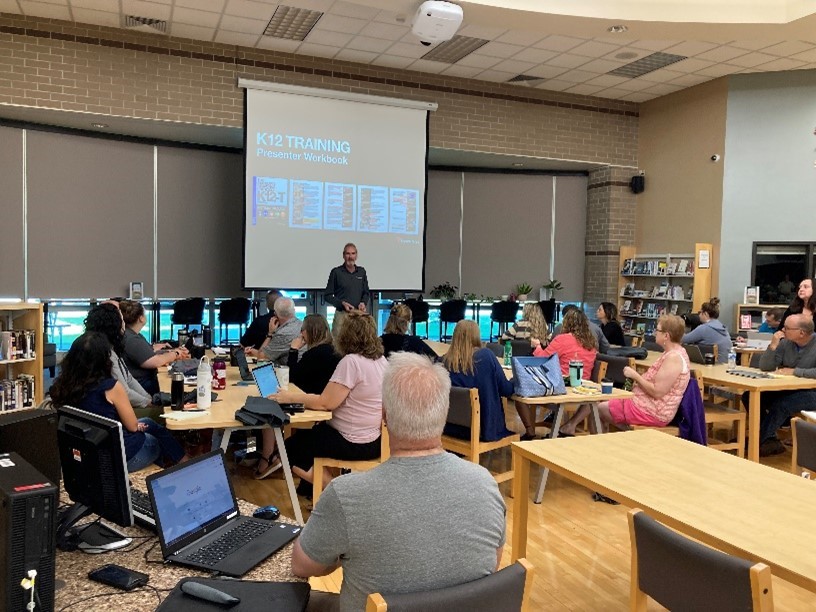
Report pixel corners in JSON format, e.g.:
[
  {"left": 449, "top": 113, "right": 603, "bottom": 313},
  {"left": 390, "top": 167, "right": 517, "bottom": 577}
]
[
  {"left": 146, "top": 450, "right": 301, "bottom": 577},
  {"left": 251, "top": 363, "right": 305, "bottom": 413},
  {"left": 682, "top": 344, "right": 708, "bottom": 365},
  {"left": 233, "top": 347, "right": 255, "bottom": 381},
  {"left": 745, "top": 331, "right": 772, "bottom": 350}
]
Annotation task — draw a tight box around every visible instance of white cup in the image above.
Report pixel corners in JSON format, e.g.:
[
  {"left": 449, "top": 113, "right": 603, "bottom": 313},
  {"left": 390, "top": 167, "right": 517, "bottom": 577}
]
[{"left": 276, "top": 365, "right": 289, "bottom": 390}]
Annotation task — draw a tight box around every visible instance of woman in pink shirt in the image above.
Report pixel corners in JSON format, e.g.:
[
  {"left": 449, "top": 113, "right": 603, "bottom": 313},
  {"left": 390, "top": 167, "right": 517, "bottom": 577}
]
[{"left": 530, "top": 309, "right": 597, "bottom": 377}]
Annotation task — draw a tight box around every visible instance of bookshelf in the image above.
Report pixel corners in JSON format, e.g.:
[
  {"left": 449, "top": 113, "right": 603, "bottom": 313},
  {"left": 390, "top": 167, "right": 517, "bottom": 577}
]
[
  {"left": 0, "top": 303, "right": 44, "bottom": 410},
  {"left": 734, "top": 303, "right": 788, "bottom": 332},
  {"left": 617, "top": 244, "right": 713, "bottom": 336}
]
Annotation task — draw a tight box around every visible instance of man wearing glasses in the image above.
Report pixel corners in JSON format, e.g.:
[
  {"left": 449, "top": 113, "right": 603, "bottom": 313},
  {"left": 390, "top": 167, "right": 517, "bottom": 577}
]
[{"left": 754, "top": 314, "right": 816, "bottom": 456}]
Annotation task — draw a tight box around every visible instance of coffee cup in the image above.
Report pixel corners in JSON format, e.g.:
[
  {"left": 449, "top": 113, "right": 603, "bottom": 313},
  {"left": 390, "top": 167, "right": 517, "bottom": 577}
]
[
  {"left": 704, "top": 353, "right": 715, "bottom": 366},
  {"left": 569, "top": 360, "right": 583, "bottom": 387},
  {"left": 601, "top": 379, "right": 613, "bottom": 395},
  {"left": 276, "top": 365, "right": 289, "bottom": 390}
]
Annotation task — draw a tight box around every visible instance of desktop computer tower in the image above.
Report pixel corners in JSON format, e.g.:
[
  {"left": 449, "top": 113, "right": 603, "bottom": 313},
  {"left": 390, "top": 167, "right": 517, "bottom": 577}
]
[
  {"left": 0, "top": 452, "right": 57, "bottom": 612},
  {"left": 0, "top": 409, "right": 61, "bottom": 485}
]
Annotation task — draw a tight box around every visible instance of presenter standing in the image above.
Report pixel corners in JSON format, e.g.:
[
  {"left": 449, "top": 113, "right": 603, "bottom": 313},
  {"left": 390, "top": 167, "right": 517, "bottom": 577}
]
[{"left": 325, "top": 243, "right": 370, "bottom": 335}]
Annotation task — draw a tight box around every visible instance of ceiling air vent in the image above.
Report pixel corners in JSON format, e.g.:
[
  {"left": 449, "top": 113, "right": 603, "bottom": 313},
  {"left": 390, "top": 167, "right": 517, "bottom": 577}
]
[
  {"left": 507, "top": 74, "right": 545, "bottom": 87},
  {"left": 122, "top": 15, "right": 168, "bottom": 34},
  {"left": 422, "top": 35, "right": 489, "bottom": 63},
  {"left": 264, "top": 5, "right": 324, "bottom": 41},
  {"left": 607, "top": 52, "right": 687, "bottom": 78}
]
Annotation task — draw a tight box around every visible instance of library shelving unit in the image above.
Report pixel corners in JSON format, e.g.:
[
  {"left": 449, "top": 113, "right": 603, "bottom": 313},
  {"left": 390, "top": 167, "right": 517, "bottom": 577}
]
[
  {"left": 617, "top": 243, "right": 713, "bottom": 336},
  {"left": 0, "top": 302, "right": 44, "bottom": 408},
  {"left": 734, "top": 303, "right": 788, "bottom": 333}
]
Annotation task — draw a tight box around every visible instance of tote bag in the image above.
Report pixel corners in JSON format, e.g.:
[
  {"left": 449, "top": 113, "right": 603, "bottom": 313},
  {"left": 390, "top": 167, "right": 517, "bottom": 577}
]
[{"left": 511, "top": 355, "right": 567, "bottom": 398}]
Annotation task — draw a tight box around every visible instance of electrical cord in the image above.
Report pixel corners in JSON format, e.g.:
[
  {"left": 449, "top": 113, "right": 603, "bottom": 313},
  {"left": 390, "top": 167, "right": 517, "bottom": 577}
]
[
  {"left": 57, "top": 584, "right": 165, "bottom": 611},
  {"left": 143, "top": 539, "right": 165, "bottom": 564}
]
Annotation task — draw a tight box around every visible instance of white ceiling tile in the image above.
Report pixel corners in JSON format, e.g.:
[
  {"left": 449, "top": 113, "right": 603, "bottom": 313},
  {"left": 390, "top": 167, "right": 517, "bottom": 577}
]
[
  {"left": 175, "top": 0, "right": 225, "bottom": 10},
  {"left": 255, "top": 37, "right": 301, "bottom": 52},
  {"left": 565, "top": 83, "right": 606, "bottom": 96},
  {"left": 761, "top": 41, "right": 816, "bottom": 57},
  {"left": 456, "top": 53, "right": 501, "bottom": 69},
  {"left": 694, "top": 63, "right": 740, "bottom": 77},
  {"left": 169, "top": 23, "right": 216, "bottom": 41},
  {"left": 669, "top": 73, "right": 713, "bottom": 87},
  {"left": 568, "top": 40, "right": 622, "bottom": 58},
  {"left": 727, "top": 51, "right": 778, "bottom": 68},
  {"left": 71, "top": 8, "right": 121, "bottom": 28},
  {"left": 577, "top": 58, "right": 625, "bottom": 73},
  {"left": 547, "top": 53, "right": 591, "bottom": 69},
  {"left": 628, "top": 40, "right": 675, "bottom": 52},
  {"left": 535, "top": 79, "right": 574, "bottom": 92},
  {"left": 522, "top": 64, "right": 568, "bottom": 79},
  {"left": 791, "top": 48, "right": 816, "bottom": 63},
  {"left": 511, "top": 47, "right": 557, "bottom": 63},
  {"left": 373, "top": 54, "right": 416, "bottom": 69},
  {"left": 22, "top": 2, "right": 71, "bottom": 19},
  {"left": 612, "top": 78, "right": 657, "bottom": 92},
  {"left": 384, "top": 41, "right": 428, "bottom": 59},
  {"left": 533, "top": 35, "right": 584, "bottom": 52},
  {"left": 555, "top": 69, "right": 597, "bottom": 84},
  {"left": 172, "top": 6, "right": 221, "bottom": 28},
  {"left": 662, "top": 41, "right": 720, "bottom": 57},
  {"left": 331, "top": 0, "right": 380, "bottom": 20},
  {"left": 477, "top": 41, "right": 525, "bottom": 59},
  {"left": 642, "top": 83, "right": 684, "bottom": 96},
  {"left": 592, "top": 87, "right": 633, "bottom": 98},
  {"left": 583, "top": 74, "right": 629, "bottom": 87},
  {"left": 457, "top": 23, "right": 507, "bottom": 39},
  {"left": 441, "top": 64, "right": 482, "bottom": 78},
  {"left": 728, "top": 39, "right": 779, "bottom": 51},
  {"left": 619, "top": 91, "right": 655, "bottom": 102},
  {"left": 219, "top": 15, "right": 265, "bottom": 35},
  {"left": 373, "top": 10, "right": 404, "bottom": 24},
  {"left": 668, "top": 57, "right": 715, "bottom": 73},
  {"left": 22, "top": 0, "right": 66, "bottom": 5},
  {"left": 313, "top": 13, "right": 367, "bottom": 35},
  {"left": 122, "top": 0, "right": 171, "bottom": 20},
  {"left": 473, "top": 69, "right": 515, "bottom": 83},
  {"left": 755, "top": 57, "right": 808, "bottom": 71},
  {"left": 695, "top": 45, "right": 749, "bottom": 63},
  {"left": 359, "top": 21, "right": 408, "bottom": 40},
  {"left": 408, "top": 59, "right": 449, "bottom": 74},
  {"left": 490, "top": 58, "right": 536, "bottom": 74},
  {"left": 0, "top": 0, "right": 19, "bottom": 10},
  {"left": 333, "top": 48, "right": 378, "bottom": 63},
  {"left": 291, "top": 0, "right": 334, "bottom": 11},
  {"left": 307, "top": 30, "right": 354, "bottom": 47},
  {"left": 296, "top": 42, "right": 339, "bottom": 59},
  {"left": 214, "top": 30, "right": 261, "bottom": 47},
  {"left": 71, "top": 0, "right": 118, "bottom": 11},
  {"left": 494, "top": 29, "right": 545, "bottom": 46},
  {"left": 224, "top": 0, "right": 274, "bottom": 20},
  {"left": 637, "top": 69, "right": 686, "bottom": 83},
  {"left": 346, "top": 35, "right": 393, "bottom": 53}
]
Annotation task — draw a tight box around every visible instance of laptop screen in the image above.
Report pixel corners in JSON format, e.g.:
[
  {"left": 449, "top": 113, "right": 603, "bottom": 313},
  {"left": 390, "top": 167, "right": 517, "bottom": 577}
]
[
  {"left": 252, "top": 363, "right": 279, "bottom": 397},
  {"left": 234, "top": 347, "right": 251, "bottom": 377},
  {"left": 149, "top": 452, "right": 237, "bottom": 551}
]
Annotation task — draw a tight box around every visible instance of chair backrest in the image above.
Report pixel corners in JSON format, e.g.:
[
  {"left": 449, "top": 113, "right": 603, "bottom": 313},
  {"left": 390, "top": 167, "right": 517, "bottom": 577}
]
[
  {"left": 218, "top": 297, "right": 251, "bottom": 325},
  {"left": 484, "top": 342, "right": 503, "bottom": 358},
  {"left": 749, "top": 351, "right": 762, "bottom": 368},
  {"left": 405, "top": 298, "right": 430, "bottom": 323},
  {"left": 624, "top": 335, "right": 643, "bottom": 347},
  {"left": 596, "top": 354, "right": 635, "bottom": 387},
  {"left": 538, "top": 300, "right": 556, "bottom": 328},
  {"left": 366, "top": 558, "right": 534, "bottom": 612},
  {"left": 448, "top": 387, "right": 478, "bottom": 430},
  {"left": 486, "top": 340, "right": 532, "bottom": 358},
  {"left": 628, "top": 509, "right": 773, "bottom": 612},
  {"left": 172, "top": 297, "right": 205, "bottom": 325},
  {"left": 439, "top": 299, "right": 467, "bottom": 323},
  {"left": 490, "top": 301, "right": 520, "bottom": 324},
  {"left": 792, "top": 417, "right": 816, "bottom": 474},
  {"left": 590, "top": 360, "right": 608, "bottom": 384}
]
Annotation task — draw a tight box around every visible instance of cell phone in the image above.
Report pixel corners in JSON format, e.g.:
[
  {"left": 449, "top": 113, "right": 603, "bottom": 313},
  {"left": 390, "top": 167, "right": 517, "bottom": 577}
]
[{"left": 88, "top": 564, "right": 149, "bottom": 591}]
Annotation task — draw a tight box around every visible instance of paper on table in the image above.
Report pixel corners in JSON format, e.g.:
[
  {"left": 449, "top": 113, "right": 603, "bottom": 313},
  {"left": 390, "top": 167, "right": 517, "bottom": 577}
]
[
  {"left": 161, "top": 410, "right": 211, "bottom": 421},
  {"left": 211, "top": 346, "right": 229, "bottom": 355},
  {"left": 801, "top": 411, "right": 816, "bottom": 422}
]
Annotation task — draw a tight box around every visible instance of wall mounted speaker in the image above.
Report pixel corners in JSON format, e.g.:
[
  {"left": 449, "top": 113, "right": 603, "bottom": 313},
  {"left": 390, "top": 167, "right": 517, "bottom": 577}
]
[{"left": 630, "top": 175, "right": 645, "bottom": 194}]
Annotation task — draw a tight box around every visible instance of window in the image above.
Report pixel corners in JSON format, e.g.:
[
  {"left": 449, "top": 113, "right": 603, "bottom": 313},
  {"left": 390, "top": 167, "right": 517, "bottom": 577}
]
[{"left": 752, "top": 243, "right": 812, "bottom": 303}]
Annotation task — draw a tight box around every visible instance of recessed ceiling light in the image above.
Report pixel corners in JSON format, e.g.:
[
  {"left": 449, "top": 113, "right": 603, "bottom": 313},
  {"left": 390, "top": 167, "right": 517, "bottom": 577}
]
[
  {"left": 91, "top": 123, "right": 108, "bottom": 128},
  {"left": 263, "top": 5, "right": 323, "bottom": 41},
  {"left": 607, "top": 25, "right": 628, "bottom": 33}
]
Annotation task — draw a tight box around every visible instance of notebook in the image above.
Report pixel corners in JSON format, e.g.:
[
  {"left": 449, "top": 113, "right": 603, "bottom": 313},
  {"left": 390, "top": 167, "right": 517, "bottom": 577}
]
[
  {"left": 745, "top": 331, "right": 772, "bottom": 350},
  {"left": 234, "top": 347, "right": 255, "bottom": 381},
  {"left": 146, "top": 450, "right": 301, "bottom": 577}
]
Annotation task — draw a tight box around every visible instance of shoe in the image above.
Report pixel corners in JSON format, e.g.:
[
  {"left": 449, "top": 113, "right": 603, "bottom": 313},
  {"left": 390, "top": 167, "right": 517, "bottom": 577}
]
[
  {"left": 520, "top": 433, "right": 536, "bottom": 441},
  {"left": 254, "top": 452, "right": 281, "bottom": 479},
  {"left": 556, "top": 431, "right": 574, "bottom": 438},
  {"left": 759, "top": 438, "right": 785, "bottom": 457}
]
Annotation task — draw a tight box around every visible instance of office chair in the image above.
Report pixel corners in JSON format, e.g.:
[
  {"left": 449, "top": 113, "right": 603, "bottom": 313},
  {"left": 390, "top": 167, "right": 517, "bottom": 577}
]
[
  {"left": 171, "top": 297, "right": 205, "bottom": 337},
  {"left": 489, "top": 301, "right": 520, "bottom": 342},
  {"left": 404, "top": 298, "right": 430, "bottom": 338},
  {"left": 218, "top": 297, "right": 251, "bottom": 343},
  {"left": 438, "top": 299, "right": 467, "bottom": 341}
]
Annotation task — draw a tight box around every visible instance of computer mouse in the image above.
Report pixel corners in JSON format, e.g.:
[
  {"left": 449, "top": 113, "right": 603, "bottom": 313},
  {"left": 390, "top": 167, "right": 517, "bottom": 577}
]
[{"left": 253, "top": 505, "right": 280, "bottom": 521}]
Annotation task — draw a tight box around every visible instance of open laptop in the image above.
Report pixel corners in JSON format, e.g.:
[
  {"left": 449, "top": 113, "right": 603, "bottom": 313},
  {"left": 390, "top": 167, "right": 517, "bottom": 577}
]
[
  {"left": 146, "top": 450, "right": 301, "bottom": 577},
  {"left": 233, "top": 347, "right": 254, "bottom": 382},
  {"left": 682, "top": 344, "right": 708, "bottom": 365},
  {"left": 252, "top": 363, "right": 305, "bottom": 413},
  {"left": 745, "top": 331, "right": 773, "bottom": 350}
]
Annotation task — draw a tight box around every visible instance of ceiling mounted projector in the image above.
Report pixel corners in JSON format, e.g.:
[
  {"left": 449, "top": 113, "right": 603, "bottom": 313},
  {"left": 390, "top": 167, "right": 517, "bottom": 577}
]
[{"left": 412, "top": 1, "right": 464, "bottom": 46}]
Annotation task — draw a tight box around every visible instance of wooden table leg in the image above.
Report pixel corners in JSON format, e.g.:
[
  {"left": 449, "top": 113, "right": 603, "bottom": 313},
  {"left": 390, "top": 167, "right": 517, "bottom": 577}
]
[
  {"left": 511, "top": 450, "right": 530, "bottom": 563},
  {"left": 740, "top": 352, "right": 751, "bottom": 366},
  {"left": 534, "top": 406, "right": 564, "bottom": 503},
  {"left": 748, "top": 390, "right": 761, "bottom": 462}
]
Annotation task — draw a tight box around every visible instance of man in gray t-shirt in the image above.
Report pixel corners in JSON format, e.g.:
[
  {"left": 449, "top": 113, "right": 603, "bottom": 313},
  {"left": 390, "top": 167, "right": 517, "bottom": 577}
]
[
  {"left": 245, "top": 297, "right": 304, "bottom": 366},
  {"left": 292, "top": 353, "right": 506, "bottom": 612}
]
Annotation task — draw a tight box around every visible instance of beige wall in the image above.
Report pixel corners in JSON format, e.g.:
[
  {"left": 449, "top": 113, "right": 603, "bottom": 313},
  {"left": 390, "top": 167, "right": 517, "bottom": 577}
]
[{"left": 636, "top": 78, "right": 728, "bottom": 293}]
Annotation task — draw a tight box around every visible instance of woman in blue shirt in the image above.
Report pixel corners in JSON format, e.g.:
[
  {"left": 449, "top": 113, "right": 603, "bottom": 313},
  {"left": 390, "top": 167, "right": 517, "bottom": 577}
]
[{"left": 50, "top": 332, "right": 188, "bottom": 473}]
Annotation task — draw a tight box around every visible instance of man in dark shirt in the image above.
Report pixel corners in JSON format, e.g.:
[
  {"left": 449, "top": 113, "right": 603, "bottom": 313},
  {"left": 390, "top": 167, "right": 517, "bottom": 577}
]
[
  {"left": 240, "top": 290, "right": 281, "bottom": 349},
  {"left": 324, "top": 243, "right": 370, "bottom": 334}
]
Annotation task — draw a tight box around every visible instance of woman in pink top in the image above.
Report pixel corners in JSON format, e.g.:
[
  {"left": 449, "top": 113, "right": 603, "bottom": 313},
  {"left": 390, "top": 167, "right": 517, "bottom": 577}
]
[
  {"left": 530, "top": 309, "right": 597, "bottom": 377},
  {"left": 273, "top": 312, "right": 387, "bottom": 497},
  {"left": 560, "top": 314, "right": 690, "bottom": 434}
]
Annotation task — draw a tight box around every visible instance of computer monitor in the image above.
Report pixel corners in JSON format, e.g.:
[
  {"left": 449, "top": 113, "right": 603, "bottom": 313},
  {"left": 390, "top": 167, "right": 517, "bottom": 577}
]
[{"left": 55, "top": 406, "right": 133, "bottom": 551}]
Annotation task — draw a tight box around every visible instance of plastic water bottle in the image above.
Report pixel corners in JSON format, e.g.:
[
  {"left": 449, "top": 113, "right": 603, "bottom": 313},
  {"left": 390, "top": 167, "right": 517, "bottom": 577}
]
[
  {"left": 503, "top": 340, "right": 512, "bottom": 366},
  {"left": 727, "top": 346, "right": 737, "bottom": 369},
  {"left": 197, "top": 357, "right": 212, "bottom": 409}
]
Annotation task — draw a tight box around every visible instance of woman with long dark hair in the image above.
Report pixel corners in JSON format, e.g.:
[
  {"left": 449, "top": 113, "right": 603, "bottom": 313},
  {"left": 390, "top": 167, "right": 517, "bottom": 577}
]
[
  {"left": 778, "top": 278, "right": 816, "bottom": 330},
  {"left": 597, "top": 302, "right": 625, "bottom": 346}
]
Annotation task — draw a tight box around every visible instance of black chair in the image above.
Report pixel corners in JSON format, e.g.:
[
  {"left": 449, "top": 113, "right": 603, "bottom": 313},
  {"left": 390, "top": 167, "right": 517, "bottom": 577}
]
[
  {"left": 539, "top": 299, "right": 556, "bottom": 329},
  {"left": 792, "top": 417, "right": 816, "bottom": 475},
  {"left": 438, "top": 299, "right": 466, "bottom": 341},
  {"left": 490, "top": 301, "right": 520, "bottom": 341},
  {"left": 405, "top": 298, "right": 430, "bottom": 339},
  {"left": 485, "top": 340, "right": 532, "bottom": 359},
  {"left": 171, "top": 297, "right": 205, "bottom": 337},
  {"left": 642, "top": 340, "right": 663, "bottom": 352},
  {"left": 597, "top": 353, "right": 634, "bottom": 388},
  {"left": 218, "top": 297, "right": 251, "bottom": 343}
]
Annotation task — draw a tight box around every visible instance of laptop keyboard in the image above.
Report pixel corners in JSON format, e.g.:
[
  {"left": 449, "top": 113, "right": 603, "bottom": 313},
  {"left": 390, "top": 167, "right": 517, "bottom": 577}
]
[
  {"left": 130, "top": 489, "right": 154, "bottom": 521},
  {"left": 184, "top": 520, "right": 273, "bottom": 567}
]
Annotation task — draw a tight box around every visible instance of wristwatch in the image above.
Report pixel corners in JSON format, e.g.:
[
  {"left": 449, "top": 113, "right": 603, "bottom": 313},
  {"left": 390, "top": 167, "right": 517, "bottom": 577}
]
[{"left": 267, "top": 334, "right": 275, "bottom": 339}]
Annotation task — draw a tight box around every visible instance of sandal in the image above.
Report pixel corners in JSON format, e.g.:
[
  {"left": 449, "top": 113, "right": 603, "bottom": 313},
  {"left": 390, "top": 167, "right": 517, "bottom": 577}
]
[{"left": 254, "top": 452, "right": 281, "bottom": 480}]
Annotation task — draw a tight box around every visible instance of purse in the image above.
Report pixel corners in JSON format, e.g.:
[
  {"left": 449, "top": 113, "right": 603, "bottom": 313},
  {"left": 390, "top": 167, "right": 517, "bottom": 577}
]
[{"left": 511, "top": 355, "right": 567, "bottom": 397}]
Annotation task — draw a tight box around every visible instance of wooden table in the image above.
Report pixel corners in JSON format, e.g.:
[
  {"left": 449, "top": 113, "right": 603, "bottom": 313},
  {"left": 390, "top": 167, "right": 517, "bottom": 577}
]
[
  {"left": 635, "top": 350, "right": 816, "bottom": 461},
  {"left": 424, "top": 339, "right": 450, "bottom": 356},
  {"left": 735, "top": 345, "right": 764, "bottom": 366},
  {"left": 160, "top": 364, "right": 330, "bottom": 525},
  {"left": 510, "top": 429, "right": 816, "bottom": 594}
]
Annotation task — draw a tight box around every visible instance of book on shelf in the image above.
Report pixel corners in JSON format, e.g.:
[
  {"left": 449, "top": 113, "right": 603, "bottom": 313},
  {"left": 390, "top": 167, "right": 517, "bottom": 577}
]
[
  {"left": 667, "top": 262, "right": 678, "bottom": 275},
  {"left": 744, "top": 286, "right": 760, "bottom": 305},
  {"left": 657, "top": 261, "right": 667, "bottom": 275},
  {"left": 669, "top": 285, "right": 685, "bottom": 300},
  {"left": 635, "top": 322, "right": 646, "bottom": 333},
  {"left": 621, "top": 259, "right": 634, "bottom": 275},
  {"left": 654, "top": 280, "right": 669, "bottom": 298},
  {"left": 740, "top": 314, "right": 753, "bottom": 330},
  {"left": 622, "top": 300, "right": 632, "bottom": 313},
  {"left": 622, "top": 282, "right": 635, "bottom": 296},
  {"left": 670, "top": 304, "right": 679, "bottom": 315}
]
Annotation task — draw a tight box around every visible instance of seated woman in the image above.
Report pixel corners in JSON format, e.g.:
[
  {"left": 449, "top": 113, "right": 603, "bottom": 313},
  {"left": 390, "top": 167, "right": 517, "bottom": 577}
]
[
  {"left": 500, "top": 302, "right": 549, "bottom": 347},
  {"left": 443, "top": 319, "right": 515, "bottom": 442},
  {"left": 778, "top": 278, "right": 816, "bottom": 330},
  {"left": 119, "top": 300, "right": 189, "bottom": 395},
  {"left": 271, "top": 312, "right": 387, "bottom": 496},
  {"left": 561, "top": 314, "right": 690, "bottom": 435},
  {"left": 681, "top": 297, "right": 731, "bottom": 363},
  {"left": 254, "top": 314, "right": 341, "bottom": 479},
  {"left": 380, "top": 303, "right": 437, "bottom": 359},
  {"left": 531, "top": 309, "right": 597, "bottom": 380},
  {"left": 50, "top": 332, "right": 189, "bottom": 473},
  {"left": 597, "top": 301, "right": 625, "bottom": 346}
]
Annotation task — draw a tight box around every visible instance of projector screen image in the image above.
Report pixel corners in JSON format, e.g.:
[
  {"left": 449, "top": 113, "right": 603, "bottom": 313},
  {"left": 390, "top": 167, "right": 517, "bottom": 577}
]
[{"left": 243, "top": 83, "right": 431, "bottom": 291}]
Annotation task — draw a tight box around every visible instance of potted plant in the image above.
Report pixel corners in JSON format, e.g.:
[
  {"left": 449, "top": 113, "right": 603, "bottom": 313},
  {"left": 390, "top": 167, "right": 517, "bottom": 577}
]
[
  {"left": 541, "top": 279, "right": 563, "bottom": 300},
  {"left": 540, "top": 279, "right": 563, "bottom": 324},
  {"left": 429, "top": 281, "right": 458, "bottom": 301},
  {"left": 515, "top": 283, "right": 532, "bottom": 301}
]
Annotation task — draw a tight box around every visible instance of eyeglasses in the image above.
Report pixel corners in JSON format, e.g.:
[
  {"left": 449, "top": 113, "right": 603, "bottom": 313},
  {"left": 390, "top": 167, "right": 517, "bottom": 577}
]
[{"left": 783, "top": 326, "right": 801, "bottom": 332}]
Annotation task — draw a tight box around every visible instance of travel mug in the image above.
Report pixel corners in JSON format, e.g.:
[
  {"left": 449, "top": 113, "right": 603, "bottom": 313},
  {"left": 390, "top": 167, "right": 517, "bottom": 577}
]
[
  {"left": 171, "top": 371, "right": 185, "bottom": 410},
  {"left": 569, "top": 360, "right": 583, "bottom": 387}
]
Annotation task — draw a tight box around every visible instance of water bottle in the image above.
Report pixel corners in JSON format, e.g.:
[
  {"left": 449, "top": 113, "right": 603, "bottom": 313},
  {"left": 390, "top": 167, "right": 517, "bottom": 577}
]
[
  {"left": 503, "top": 340, "right": 512, "bottom": 367},
  {"left": 197, "top": 356, "right": 212, "bottom": 409},
  {"left": 212, "top": 357, "right": 227, "bottom": 390},
  {"left": 171, "top": 371, "right": 185, "bottom": 410},
  {"left": 727, "top": 346, "right": 737, "bottom": 369}
]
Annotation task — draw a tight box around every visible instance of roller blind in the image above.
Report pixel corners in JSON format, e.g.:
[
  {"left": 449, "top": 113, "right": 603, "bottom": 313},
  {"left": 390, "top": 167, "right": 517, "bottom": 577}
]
[
  {"left": 425, "top": 170, "right": 463, "bottom": 293},
  {"left": 553, "top": 176, "right": 588, "bottom": 301},
  {"left": 0, "top": 127, "right": 24, "bottom": 298}
]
